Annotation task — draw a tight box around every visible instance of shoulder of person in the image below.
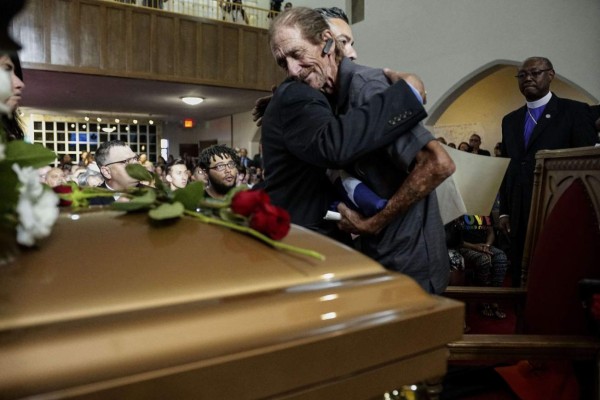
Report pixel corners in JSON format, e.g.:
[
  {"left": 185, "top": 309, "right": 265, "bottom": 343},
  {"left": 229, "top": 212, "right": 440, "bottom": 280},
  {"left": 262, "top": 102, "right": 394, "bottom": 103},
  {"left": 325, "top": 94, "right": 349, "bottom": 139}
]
[
  {"left": 556, "top": 95, "right": 593, "bottom": 112},
  {"left": 276, "top": 79, "right": 328, "bottom": 104}
]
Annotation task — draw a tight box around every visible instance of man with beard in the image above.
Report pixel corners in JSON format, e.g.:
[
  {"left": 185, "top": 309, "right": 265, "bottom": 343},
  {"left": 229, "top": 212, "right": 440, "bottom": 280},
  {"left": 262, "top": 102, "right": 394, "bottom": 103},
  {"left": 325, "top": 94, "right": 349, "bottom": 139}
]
[{"left": 198, "top": 145, "right": 239, "bottom": 199}]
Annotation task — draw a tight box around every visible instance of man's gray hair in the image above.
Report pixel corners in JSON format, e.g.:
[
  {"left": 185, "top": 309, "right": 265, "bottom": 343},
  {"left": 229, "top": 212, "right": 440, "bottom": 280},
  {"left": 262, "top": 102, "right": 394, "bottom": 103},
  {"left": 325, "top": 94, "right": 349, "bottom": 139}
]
[
  {"left": 269, "top": 7, "right": 344, "bottom": 63},
  {"left": 95, "top": 140, "right": 128, "bottom": 167},
  {"left": 314, "top": 7, "right": 349, "bottom": 23}
]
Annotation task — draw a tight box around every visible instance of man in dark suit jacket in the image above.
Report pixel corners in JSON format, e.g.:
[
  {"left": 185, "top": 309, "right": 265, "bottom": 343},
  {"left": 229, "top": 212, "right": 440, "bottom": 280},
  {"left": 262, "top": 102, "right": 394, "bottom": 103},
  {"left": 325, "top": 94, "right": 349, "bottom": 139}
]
[
  {"left": 262, "top": 8, "right": 429, "bottom": 242},
  {"left": 499, "top": 57, "right": 597, "bottom": 286}
]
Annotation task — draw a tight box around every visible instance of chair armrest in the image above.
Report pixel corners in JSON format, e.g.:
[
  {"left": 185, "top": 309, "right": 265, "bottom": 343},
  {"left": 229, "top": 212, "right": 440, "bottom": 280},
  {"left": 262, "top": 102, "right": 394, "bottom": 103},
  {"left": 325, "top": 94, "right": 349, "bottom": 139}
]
[
  {"left": 448, "top": 334, "right": 600, "bottom": 361},
  {"left": 443, "top": 286, "right": 528, "bottom": 303}
]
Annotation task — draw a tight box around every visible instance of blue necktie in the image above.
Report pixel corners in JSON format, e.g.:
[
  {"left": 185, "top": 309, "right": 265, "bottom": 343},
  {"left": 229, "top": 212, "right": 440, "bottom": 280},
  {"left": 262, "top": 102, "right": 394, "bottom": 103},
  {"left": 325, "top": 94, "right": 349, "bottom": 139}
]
[{"left": 524, "top": 106, "right": 544, "bottom": 147}]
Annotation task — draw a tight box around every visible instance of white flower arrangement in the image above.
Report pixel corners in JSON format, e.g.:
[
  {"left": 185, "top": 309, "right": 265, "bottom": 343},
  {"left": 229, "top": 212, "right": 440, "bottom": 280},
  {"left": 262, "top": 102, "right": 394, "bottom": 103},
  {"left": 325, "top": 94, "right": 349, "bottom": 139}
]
[{"left": 12, "top": 164, "right": 59, "bottom": 246}]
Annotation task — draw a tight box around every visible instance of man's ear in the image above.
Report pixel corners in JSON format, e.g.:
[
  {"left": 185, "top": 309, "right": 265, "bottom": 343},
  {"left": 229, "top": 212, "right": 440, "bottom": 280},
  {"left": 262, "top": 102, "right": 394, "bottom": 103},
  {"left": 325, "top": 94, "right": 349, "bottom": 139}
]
[
  {"left": 100, "top": 165, "right": 111, "bottom": 180},
  {"left": 166, "top": 174, "right": 173, "bottom": 183}
]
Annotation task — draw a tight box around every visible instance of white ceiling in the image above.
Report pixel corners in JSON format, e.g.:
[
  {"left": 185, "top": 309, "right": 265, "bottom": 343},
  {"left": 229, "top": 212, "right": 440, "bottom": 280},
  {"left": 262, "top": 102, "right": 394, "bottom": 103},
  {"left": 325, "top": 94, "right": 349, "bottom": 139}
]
[{"left": 20, "top": 69, "right": 271, "bottom": 124}]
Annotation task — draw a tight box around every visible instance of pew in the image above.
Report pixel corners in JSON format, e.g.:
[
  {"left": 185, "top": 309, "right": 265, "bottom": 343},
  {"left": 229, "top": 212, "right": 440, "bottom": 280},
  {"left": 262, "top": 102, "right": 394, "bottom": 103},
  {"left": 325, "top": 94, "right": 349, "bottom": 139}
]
[{"left": 444, "top": 146, "right": 600, "bottom": 398}]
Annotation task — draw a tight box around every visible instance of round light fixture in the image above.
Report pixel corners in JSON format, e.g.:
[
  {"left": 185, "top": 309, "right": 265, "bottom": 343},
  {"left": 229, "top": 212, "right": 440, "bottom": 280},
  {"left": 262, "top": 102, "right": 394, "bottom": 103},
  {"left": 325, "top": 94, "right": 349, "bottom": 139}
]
[{"left": 181, "top": 96, "right": 204, "bottom": 105}]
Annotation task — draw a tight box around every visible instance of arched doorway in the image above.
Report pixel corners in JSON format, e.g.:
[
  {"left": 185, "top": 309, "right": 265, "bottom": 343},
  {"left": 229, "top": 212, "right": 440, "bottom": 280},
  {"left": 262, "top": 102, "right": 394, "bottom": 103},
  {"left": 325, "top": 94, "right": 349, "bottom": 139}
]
[{"left": 426, "top": 60, "right": 598, "bottom": 151}]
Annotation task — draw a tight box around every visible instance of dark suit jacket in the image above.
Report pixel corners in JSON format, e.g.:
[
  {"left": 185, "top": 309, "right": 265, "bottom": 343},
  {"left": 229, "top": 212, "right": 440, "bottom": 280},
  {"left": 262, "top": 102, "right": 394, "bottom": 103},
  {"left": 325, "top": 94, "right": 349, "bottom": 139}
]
[
  {"left": 262, "top": 77, "right": 426, "bottom": 236},
  {"left": 500, "top": 93, "right": 597, "bottom": 236},
  {"left": 333, "top": 58, "right": 449, "bottom": 294},
  {"left": 88, "top": 182, "right": 116, "bottom": 206}
]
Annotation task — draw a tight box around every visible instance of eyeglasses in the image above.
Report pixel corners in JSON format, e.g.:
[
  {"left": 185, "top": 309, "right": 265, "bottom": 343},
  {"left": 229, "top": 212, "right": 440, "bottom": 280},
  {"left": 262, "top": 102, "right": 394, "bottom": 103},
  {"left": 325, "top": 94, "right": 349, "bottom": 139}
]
[
  {"left": 514, "top": 69, "right": 552, "bottom": 80},
  {"left": 104, "top": 155, "right": 140, "bottom": 166},
  {"left": 209, "top": 161, "right": 237, "bottom": 172}
]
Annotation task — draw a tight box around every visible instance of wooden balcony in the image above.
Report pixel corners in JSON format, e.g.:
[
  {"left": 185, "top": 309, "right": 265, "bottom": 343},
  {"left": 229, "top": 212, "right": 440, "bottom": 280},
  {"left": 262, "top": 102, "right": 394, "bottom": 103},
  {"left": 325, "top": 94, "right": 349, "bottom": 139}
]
[{"left": 10, "top": 0, "right": 283, "bottom": 91}]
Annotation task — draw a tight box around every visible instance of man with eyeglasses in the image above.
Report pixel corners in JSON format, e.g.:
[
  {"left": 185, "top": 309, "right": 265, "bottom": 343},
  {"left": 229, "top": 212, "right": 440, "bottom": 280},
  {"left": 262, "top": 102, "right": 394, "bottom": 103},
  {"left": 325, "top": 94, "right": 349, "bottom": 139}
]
[
  {"left": 198, "top": 145, "right": 239, "bottom": 200},
  {"left": 91, "top": 140, "right": 141, "bottom": 205},
  {"left": 499, "top": 56, "right": 596, "bottom": 287},
  {"left": 468, "top": 133, "right": 490, "bottom": 156}
]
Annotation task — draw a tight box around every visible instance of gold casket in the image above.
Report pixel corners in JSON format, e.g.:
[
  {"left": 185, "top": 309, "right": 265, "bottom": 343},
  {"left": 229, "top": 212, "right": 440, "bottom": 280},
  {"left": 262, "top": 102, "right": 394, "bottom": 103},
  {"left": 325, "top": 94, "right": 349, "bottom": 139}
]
[{"left": 0, "top": 210, "right": 463, "bottom": 399}]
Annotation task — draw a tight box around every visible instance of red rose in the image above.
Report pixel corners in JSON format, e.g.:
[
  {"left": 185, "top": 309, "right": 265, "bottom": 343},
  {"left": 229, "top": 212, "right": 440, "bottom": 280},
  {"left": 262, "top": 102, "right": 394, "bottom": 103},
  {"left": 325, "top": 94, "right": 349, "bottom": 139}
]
[
  {"left": 231, "top": 189, "right": 270, "bottom": 216},
  {"left": 250, "top": 202, "right": 291, "bottom": 240},
  {"left": 53, "top": 185, "right": 73, "bottom": 207}
]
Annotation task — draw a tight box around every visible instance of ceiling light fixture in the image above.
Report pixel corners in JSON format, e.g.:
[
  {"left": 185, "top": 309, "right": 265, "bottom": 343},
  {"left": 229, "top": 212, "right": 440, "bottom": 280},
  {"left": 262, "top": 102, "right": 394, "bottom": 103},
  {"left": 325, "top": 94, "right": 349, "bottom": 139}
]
[
  {"left": 133, "top": 119, "right": 138, "bottom": 124},
  {"left": 149, "top": 120, "right": 154, "bottom": 125},
  {"left": 115, "top": 118, "right": 120, "bottom": 123},
  {"left": 84, "top": 116, "right": 89, "bottom": 122},
  {"left": 101, "top": 126, "right": 116, "bottom": 133},
  {"left": 97, "top": 117, "right": 102, "bottom": 122},
  {"left": 181, "top": 96, "right": 204, "bottom": 105}
]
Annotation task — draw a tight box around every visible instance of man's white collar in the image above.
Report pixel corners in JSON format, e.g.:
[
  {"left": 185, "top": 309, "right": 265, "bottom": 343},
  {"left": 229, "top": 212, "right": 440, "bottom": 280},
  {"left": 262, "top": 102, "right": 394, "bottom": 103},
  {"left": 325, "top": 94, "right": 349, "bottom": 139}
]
[{"left": 526, "top": 92, "right": 552, "bottom": 109}]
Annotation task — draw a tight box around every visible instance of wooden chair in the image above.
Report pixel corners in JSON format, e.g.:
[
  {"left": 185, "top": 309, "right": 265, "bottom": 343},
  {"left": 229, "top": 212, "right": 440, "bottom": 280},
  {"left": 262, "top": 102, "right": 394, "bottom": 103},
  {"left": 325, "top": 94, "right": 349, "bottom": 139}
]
[{"left": 444, "top": 146, "right": 600, "bottom": 398}]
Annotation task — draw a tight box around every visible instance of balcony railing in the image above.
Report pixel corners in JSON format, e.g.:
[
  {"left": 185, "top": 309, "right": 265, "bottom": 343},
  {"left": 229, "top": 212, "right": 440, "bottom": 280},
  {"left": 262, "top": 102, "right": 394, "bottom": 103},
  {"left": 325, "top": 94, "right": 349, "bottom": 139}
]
[{"left": 104, "top": 0, "right": 279, "bottom": 29}]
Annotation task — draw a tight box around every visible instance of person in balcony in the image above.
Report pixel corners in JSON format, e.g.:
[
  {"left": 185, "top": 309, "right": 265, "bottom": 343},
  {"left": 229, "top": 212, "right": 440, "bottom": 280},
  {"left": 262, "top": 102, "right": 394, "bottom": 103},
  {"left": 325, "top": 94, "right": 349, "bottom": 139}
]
[{"left": 142, "top": 0, "right": 167, "bottom": 10}]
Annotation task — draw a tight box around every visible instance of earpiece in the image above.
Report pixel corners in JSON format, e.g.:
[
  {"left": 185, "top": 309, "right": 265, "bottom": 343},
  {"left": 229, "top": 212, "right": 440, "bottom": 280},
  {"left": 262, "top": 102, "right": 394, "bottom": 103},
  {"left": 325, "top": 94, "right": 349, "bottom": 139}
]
[{"left": 322, "top": 38, "right": 333, "bottom": 55}]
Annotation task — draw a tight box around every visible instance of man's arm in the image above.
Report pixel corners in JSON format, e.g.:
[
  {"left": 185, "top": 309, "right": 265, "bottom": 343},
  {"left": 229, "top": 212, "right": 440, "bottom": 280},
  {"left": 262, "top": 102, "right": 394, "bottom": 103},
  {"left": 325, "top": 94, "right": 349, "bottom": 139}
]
[
  {"left": 337, "top": 139, "right": 455, "bottom": 235},
  {"left": 571, "top": 101, "right": 598, "bottom": 147},
  {"left": 384, "top": 68, "right": 426, "bottom": 105},
  {"left": 276, "top": 79, "right": 426, "bottom": 168},
  {"left": 252, "top": 85, "right": 277, "bottom": 127}
]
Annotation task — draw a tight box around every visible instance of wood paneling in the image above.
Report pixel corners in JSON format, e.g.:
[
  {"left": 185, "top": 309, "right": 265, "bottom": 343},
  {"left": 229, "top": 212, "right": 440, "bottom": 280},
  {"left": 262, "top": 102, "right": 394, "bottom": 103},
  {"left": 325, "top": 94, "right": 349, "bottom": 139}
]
[
  {"left": 10, "top": 0, "right": 284, "bottom": 90},
  {"left": 79, "top": 2, "right": 103, "bottom": 68},
  {"left": 222, "top": 26, "right": 239, "bottom": 83},
  {"left": 242, "top": 30, "right": 258, "bottom": 85},
  {"left": 201, "top": 23, "right": 219, "bottom": 81},
  {"left": 50, "top": 0, "right": 74, "bottom": 65},
  {"left": 130, "top": 10, "right": 152, "bottom": 74},
  {"left": 178, "top": 19, "right": 197, "bottom": 78}
]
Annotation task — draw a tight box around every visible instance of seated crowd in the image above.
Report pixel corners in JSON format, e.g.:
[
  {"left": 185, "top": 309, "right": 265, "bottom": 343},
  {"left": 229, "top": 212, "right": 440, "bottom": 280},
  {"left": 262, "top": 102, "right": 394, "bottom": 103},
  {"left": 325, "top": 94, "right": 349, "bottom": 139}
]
[{"left": 40, "top": 142, "right": 265, "bottom": 201}]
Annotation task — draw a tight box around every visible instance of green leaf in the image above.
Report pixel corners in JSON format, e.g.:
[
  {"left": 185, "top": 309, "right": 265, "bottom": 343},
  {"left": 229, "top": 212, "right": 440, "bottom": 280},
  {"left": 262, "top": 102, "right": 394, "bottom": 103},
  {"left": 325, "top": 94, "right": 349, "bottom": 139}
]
[
  {"left": 219, "top": 208, "right": 248, "bottom": 224},
  {"left": 125, "top": 164, "right": 153, "bottom": 181},
  {"left": 223, "top": 185, "right": 248, "bottom": 203},
  {"left": 0, "top": 162, "right": 18, "bottom": 216},
  {"left": 173, "top": 181, "right": 205, "bottom": 211},
  {"left": 5, "top": 141, "right": 57, "bottom": 167},
  {"left": 153, "top": 172, "right": 169, "bottom": 193},
  {"left": 148, "top": 202, "right": 184, "bottom": 220},
  {"left": 111, "top": 189, "right": 157, "bottom": 211}
]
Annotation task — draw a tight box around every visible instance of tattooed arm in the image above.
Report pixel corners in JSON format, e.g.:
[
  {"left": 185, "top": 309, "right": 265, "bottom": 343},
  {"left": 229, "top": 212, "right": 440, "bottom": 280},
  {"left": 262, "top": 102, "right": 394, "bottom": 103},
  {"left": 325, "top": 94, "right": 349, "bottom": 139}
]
[{"left": 337, "top": 139, "right": 454, "bottom": 235}]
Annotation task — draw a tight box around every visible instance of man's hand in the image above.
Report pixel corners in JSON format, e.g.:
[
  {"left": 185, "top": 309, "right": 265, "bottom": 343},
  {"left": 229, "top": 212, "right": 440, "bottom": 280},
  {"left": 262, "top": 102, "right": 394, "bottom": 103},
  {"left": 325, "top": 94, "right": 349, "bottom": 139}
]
[
  {"left": 498, "top": 215, "right": 511, "bottom": 235},
  {"left": 252, "top": 85, "right": 277, "bottom": 127},
  {"left": 337, "top": 203, "right": 384, "bottom": 236},
  {"left": 383, "top": 68, "right": 426, "bottom": 105}
]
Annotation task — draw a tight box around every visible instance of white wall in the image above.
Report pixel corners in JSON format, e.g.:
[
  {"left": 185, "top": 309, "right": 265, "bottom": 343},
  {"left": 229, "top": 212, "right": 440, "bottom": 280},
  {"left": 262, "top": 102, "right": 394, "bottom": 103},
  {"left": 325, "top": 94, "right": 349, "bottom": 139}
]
[
  {"left": 300, "top": 0, "right": 600, "bottom": 109},
  {"left": 163, "top": 110, "right": 261, "bottom": 157}
]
